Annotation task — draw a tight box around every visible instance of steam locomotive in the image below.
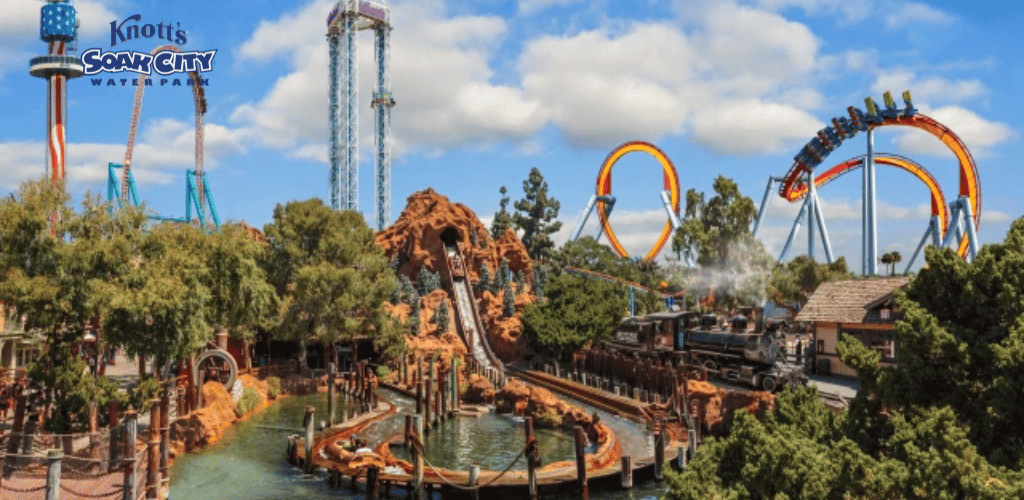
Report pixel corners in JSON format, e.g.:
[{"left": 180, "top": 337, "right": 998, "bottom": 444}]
[{"left": 602, "top": 309, "right": 807, "bottom": 391}]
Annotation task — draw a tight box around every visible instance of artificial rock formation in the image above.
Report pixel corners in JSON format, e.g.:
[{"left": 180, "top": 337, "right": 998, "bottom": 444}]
[
  {"left": 169, "top": 375, "right": 271, "bottom": 456},
  {"left": 494, "top": 378, "right": 606, "bottom": 444},
  {"left": 683, "top": 379, "right": 774, "bottom": 435},
  {"left": 376, "top": 188, "right": 534, "bottom": 361}
]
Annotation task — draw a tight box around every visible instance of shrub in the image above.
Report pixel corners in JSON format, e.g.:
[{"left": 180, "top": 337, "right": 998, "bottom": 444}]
[
  {"left": 266, "top": 376, "right": 282, "bottom": 399},
  {"left": 375, "top": 365, "right": 391, "bottom": 380},
  {"left": 235, "top": 387, "right": 261, "bottom": 417},
  {"left": 534, "top": 408, "right": 561, "bottom": 428}
]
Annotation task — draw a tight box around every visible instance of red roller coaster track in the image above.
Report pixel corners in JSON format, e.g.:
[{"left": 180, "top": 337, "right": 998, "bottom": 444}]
[{"left": 121, "top": 45, "right": 207, "bottom": 208}]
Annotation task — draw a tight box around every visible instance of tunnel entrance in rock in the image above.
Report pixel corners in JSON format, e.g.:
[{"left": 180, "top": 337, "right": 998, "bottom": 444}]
[{"left": 440, "top": 227, "right": 461, "bottom": 247}]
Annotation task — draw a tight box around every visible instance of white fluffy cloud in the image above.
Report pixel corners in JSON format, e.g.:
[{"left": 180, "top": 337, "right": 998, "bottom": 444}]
[
  {"left": 228, "top": 0, "right": 833, "bottom": 159},
  {"left": 884, "top": 1, "right": 953, "bottom": 29},
  {"left": 690, "top": 99, "right": 821, "bottom": 155},
  {"left": 0, "top": 119, "right": 248, "bottom": 191},
  {"left": 872, "top": 70, "right": 987, "bottom": 104},
  {"left": 892, "top": 106, "right": 1013, "bottom": 158},
  {"left": 751, "top": 0, "right": 873, "bottom": 23},
  {"left": 232, "top": 0, "right": 545, "bottom": 161}
]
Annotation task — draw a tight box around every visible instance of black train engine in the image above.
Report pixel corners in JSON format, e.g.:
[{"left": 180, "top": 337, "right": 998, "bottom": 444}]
[{"left": 604, "top": 310, "right": 806, "bottom": 391}]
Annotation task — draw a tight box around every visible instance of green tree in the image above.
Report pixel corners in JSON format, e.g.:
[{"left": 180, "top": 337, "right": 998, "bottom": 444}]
[
  {"left": 96, "top": 222, "right": 213, "bottom": 371},
  {"left": 502, "top": 282, "right": 515, "bottom": 318},
  {"left": 495, "top": 258, "right": 510, "bottom": 290},
  {"left": 666, "top": 387, "right": 1024, "bottom": 500},
  {"left": 668, "top": 176, "right": 772, "bottom": 311},
  {"left": 205, "top": 224, "right": 277, "bottom": 369},
  {"left": 671, "top": 175, "right": 757, "bottom": 267},
  {"left": 512, "top": 168, "right": 562, "bottom": 260},
  {"left": 263, "top": 199, "right": 401, "bottom": 369},
  {"left": 553, "top": 236, "right": 641, "bottom": 282},
  {"left": 475, "top": 264, "right": 492, "bottom": 295},
  {"left": 0, "top": 181, "right": 167, "bottom": 430},
  {"left": 839, "top": 217, "right": 1024, "bottom": 466},
  {"left": 767, "top": 255, "right": 853, "bottom": 316},
  {"left": 491, "top": 185, "right": 514, "bottom": 239},
  {"left": 417, "top": 265, "right": 440, "bottom": 295},
  {"left": 521, "top": 274, "right": 625, "bottom": 361},
  {"left": 409, "top": 295, "right": 421, "bottom": 335},
  {"left": 433, "top": 300, "right": 450, "bottom": 334}
]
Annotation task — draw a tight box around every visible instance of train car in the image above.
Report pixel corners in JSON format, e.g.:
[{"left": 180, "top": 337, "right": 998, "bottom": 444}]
[{"left": 605, "top": 310, "right": 806, "bottom": 391}]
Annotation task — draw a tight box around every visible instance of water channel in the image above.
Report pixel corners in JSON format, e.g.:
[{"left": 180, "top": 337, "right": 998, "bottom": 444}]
[{"left": 169, "top": 390, "right": 667, "bottom": 499}]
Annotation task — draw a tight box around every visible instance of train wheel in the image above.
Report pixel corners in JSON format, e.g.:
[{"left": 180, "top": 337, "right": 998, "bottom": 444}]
[{"left": 761, "top": 376, "right": 777, "bottom": 392}]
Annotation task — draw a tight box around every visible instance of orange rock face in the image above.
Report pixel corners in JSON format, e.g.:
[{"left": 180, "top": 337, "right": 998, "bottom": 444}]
[
  {"left": 375, "top": 189, "right": 535, "bottom": 361},
  {"left": 463, "top": 374, "right": 495, "bottom": 404},
  {"left": 680, "top": 379, "right": 774, "bottom": 435},
  {"left": 494, "top": 378, "right": 606, "bottom": 444},
  {"left": 169, "top": 375, "right": 271, "bottom": 456}
]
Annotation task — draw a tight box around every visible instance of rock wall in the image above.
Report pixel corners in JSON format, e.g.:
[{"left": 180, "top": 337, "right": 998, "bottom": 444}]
[
  {"left": 494, "top": 378, "right": 606, "bottom": 444},
  {"left": 376, "top": 189, "right": 535, "bottom": 362},
  {"left": 683, "top": 379, "right": 774, "bottom": 435},
  {"left": 169, "top": 374, "right": 271, "bottom": 457}
]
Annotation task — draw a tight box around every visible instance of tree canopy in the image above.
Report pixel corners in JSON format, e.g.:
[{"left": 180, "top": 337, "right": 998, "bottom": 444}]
[
  {"left": 490, "top": 185, "right": 514, "bottom": 239},
  {"left": 671, "top": 175, "right": 758, "bottom": 267},
  {"left": 263, "top": 199, "right": 402, "bottom": 363},
  {"left": 512, "top": 167, "right": 562, "bottom": 260},
  {"left": 520, "top": 273, "right": 625, "bottom": 359},
  {"left": 767, "top": 255, "right": 853, "bottom": 316},
  {"left": 840, "top": 217, "right": 1024, "bottom": 467}
]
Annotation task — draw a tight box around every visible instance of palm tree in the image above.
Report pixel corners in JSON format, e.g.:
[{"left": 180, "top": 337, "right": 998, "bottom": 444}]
[
  {"left": 890, "top": 251, "right": 902, "bottom": 275},
  {"left": 880, "top": 252, "right": 894, "bottom": 276}
]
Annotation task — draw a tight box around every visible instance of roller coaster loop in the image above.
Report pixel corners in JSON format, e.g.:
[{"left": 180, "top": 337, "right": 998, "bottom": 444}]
[
  {"left": 595, "top": 141, "right": 681, "bottom": 262},
  {"left": 779, "top": 93, "right": 979, "bottom": 258},
  {"left": 790, "top": 153, "right": 950, "bottom": 239}
]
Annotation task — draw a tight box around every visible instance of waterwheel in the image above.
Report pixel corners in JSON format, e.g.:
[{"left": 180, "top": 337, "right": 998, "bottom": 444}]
[{"left": 195, "top": 349, "right": 238, "bottom": 389}]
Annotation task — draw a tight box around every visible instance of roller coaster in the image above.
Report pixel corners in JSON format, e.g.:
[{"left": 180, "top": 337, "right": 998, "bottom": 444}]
[
  {"left": 572, "top": 91, "right": 981, "bottom": 277},
  {"left": 755, "top": 90, "right": 981, "bottom": 274},
  {"left": 106, "top": 44, "right": 220, "bottom": 227}
]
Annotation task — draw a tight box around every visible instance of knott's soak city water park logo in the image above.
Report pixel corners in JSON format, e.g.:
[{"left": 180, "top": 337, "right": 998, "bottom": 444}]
[{"left": 83, "top": 14, "right": 215, "bottom": 87}]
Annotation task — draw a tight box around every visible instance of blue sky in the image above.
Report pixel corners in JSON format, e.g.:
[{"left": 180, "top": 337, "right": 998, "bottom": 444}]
[{"left": 0, "top": 0, "right": 1020, "bottom": 272}]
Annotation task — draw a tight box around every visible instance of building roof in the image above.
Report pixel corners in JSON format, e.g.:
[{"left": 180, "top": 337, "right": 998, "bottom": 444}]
[{"left": 795, "top": 276, "right": 909, "bottom": 323}]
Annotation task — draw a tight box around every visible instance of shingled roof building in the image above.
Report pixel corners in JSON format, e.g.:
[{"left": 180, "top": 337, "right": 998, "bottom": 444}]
[{"left": 795, "top": 276, "right": 909, "bottom": 377}]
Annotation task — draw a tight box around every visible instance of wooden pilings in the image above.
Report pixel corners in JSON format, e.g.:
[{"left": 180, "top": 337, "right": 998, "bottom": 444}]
[
  {"left": 303, "top": 406, "right": 315, "bottom": 474},
  {"left": 525, "top": 417, "right": 539, "bottom": 500},
  {"left": 146, "top": 398, "right": 160, "bottom": 499},
  {"left": 574, "top": 425, "right": 588, "bottom": 500},
  {"left": 327, "top": 362, "right": 337, "bottom": 426},
  {"left": 122, "top": 410, "right": 138, "bottom": 500},
  {"left": 620, "top": 455, "right": 632, "bottom": 489}
]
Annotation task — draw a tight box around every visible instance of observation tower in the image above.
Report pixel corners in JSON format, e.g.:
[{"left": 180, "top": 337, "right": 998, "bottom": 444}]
[
  {"left": 29, "top": 0, "right": 84, "bottom": 190},
  {"left": 327, "top": 0, "right": 395, "bottom": 230}
]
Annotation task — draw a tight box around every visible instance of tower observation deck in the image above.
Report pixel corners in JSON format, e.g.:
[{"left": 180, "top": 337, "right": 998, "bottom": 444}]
[
  {"left": 29, "top": 0, "right": 85, "bottom": 189},
  {"left": 327, "top": 0, "right": 396, "bottom": 230}
]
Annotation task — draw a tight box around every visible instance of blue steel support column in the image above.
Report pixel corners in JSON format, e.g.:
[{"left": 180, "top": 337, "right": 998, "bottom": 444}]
[
  {"left": 807, "top": 170, "right": 816, "bottom": 261},
  {"left": 343, "top": 11, "right": 359, "bottom": 211},
  {"left": 812, "top": 188, "right": 834, "bottom": 264},
  {"left": 905, "top": 215, "right": 939, "bottom": 273},
  {"left": 864, "top": 129, "right": 878, "bottom": 275},
  {"left": 328, "top": 30, "right": 341, "bottom": 210},
  {"left": 778, "top": 195, "right": 810, "bottom": 263},
  {"left": 752, "top": 176, "right": 782, "bottom": 237},
  {"left": 372, "top": 25, "right": 395, "bottom": 230},
  {"left": 571, "top": 195, "right": 599, "bottom": 242}
]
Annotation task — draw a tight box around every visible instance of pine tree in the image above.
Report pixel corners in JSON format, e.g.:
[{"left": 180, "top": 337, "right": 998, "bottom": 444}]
[
  {"left": 417, "top": 265, "right": 440, "bottom": 294},
  {"left": 512, "top": 168, "right": 562, "bottom": 260},
  {"left": 476, "top": 264, "right": 492, "bottom": 295},
  {"left": 502, "top": 282, "right": 515, "bottom": 318},
  {"left": 409, "top": 297, "right": 421, "bottom": 335},
  {"left": 400, "top": 275, "right": 417, "bottom": 305},
  {"left": 514, "top": 270, "right": 526, "bottom": 294},
  {"left": 433, "top": 300, "right": 450, "bottom": 334},
  {"left": 496, "top": 258, "right": 510, "bottom": 290},
  {"left": 491, "top": 185, "right": 514, "bottom": 239}
]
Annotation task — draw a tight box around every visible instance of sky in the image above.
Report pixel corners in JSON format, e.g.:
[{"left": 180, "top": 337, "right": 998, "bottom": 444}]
[{"left": 1, "top": 0, "right": 1021, "bottom": 273}]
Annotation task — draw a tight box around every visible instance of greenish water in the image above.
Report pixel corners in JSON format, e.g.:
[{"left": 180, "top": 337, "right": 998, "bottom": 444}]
[{"left": 169, "top": 391, "right": 667, "bottom": 499}]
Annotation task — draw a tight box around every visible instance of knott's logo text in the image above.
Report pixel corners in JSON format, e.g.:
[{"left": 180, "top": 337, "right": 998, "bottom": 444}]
[{"left": 82, "top": 14, "right": 216, "bottom": 77}]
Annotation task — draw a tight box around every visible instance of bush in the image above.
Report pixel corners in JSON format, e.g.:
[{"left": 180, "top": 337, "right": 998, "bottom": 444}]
[
  {"left": 235, "top": 387, "right": 261, "bottom": 417},
  {"left": 534, "top": 408, "right": 561, "bottom": 428},
  {"left": 266, "top": 376, "right": 282, "bottom": 399},
  {"left": 375, "top": 365, "right": 391, "bottom": 380}
]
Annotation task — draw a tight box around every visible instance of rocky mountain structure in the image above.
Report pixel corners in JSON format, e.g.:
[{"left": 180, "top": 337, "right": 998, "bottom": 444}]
[{"left": 376, "top": 188, "right": 534, "bottom": 360}]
